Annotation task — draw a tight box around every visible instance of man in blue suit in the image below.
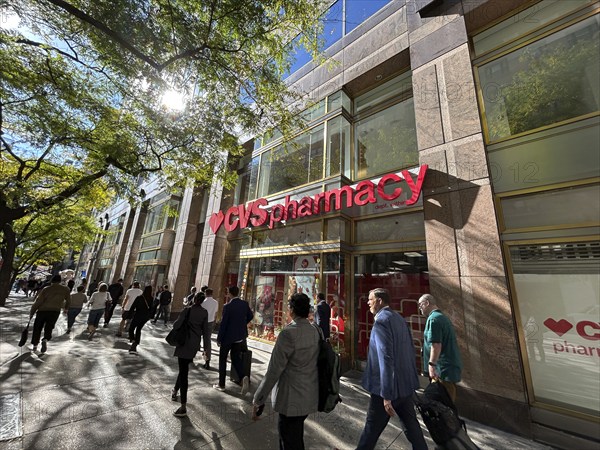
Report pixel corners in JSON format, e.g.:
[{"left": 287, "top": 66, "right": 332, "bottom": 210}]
[
  {"left": 357, "top": 288, "right": 427, "bottom": 450},
  {"left": 214, "top": 285, "right": 253, "bottom": 394}
]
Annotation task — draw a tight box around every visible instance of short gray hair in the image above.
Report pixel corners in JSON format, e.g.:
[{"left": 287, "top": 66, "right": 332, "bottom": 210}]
[{"left": 419, "top": 293, "right": 436, "bottom": 305}]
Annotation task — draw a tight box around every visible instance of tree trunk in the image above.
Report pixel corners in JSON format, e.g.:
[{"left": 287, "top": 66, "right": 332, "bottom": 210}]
[{"left": 0, "top": 224, "right": 17, "bottom": 307}]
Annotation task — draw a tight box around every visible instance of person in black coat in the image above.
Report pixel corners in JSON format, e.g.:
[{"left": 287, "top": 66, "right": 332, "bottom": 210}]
[
  {"left": 315, "top": 292, "right": 331, "bottom": 340},
  {"left": 127, "top": 286, "right": 154, "bottom": 354},
  {"left": 172, "top": 292, "right": 208, "bottom": 417}
]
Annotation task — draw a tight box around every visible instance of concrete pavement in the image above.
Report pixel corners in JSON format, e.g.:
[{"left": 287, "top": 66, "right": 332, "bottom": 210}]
[{"left": 0, "top": 292, "right": 556, "bottom": 449}]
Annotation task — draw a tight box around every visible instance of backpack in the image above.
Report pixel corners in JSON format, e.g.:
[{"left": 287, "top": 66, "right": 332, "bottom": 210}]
[{"left": 313, "top": 324, "right": 342, "bottom": 413}]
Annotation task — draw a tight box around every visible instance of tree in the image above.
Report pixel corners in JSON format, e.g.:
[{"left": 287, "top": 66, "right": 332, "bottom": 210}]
[{"left": 0, "top": 0, "right": 328, "bottom": 303}]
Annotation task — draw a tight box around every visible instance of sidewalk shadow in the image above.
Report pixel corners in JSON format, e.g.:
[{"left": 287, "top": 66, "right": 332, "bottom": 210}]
[{"left": 173, "top": 415, "right": 212, "bottom": 450}]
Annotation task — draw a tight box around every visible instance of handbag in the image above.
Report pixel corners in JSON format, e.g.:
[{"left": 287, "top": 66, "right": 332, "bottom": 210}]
[
  {"left": 18, "top": 317, "right": 32, "bottom": 347},
  {"left": 166, "top": 308, "right": 191, "bottom": 346}
]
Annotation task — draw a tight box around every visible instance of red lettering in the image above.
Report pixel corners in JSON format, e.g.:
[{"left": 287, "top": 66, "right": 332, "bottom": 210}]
[
  {"left": 404, "top": 164, "right": 428, "bottom": 205},
  {"left": 250, "top": 198, "right": 268, "bottom": 227},
  {"left": 377, "top": 173, "right": 402, "bottom": 201},
  {"left": 324, "top": 186, "right": 354, "bottom": 211},
  {"left": 313, "top": 192, "right": 325, "bottom": 214},
  {"left": 269, "top": 204, "right": 285, "bottom": 229},
  {"left": 238, "top": 202, "right": 254, "bottom": 229},
  {"left": 577, "top": 321, "right": 600, "bottom": 341},
  {"left": 284, "top": 196, "right": 298, "bottom": 220},
  {"left": 298, "top": 197, "right": 313, "bottom": 217},
  {"left": 224, "top": 206, "right": 240, "bottom": 232},
  {"left": 354, "top": 181, "right": 376, "bottom": 206}
]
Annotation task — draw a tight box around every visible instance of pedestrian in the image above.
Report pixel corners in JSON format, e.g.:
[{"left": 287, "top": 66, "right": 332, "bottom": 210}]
[
  {"left": 171, "top": 292, "right": 208, "bottom": 417},
  {"left": 86, "top": 283, "right": 110, "bottom": 340},
  {"left": 127, "top": 285, "right": 154, "bottom": 354},
  {"left": 66, "top": 285, "right": 87, "bottom": 333},
  {"left": 356, "top": 288, "right": 427, "bottom": 450},
  {"left": 29, "top": 274, "right": 70, "bottom": 353},
  {"left": 418, "top": 293, "right": 463, "bottom": 403},
  {"left": 104, "top": 278, "right": 124, "bottom": 327},
  {"left": 252, "top": 293, "right": 320, "bottom": 450},
  {"left": 67, "top": 279, "right": 75, "bottom": 292},
  {"left": 213, "top": 285, "right": 253, "bottom": 394},
  {"left": 315, "top": 292, "right": 331, "bottom": 340},
  {"left": 87, "top": 279, "right": 99, "bottom": 296},
  {"left": 183, "top": 286, "right": 196, "bottom": 307},
  {"left": 200, "top": 287, "right": 218, "bottom": 369},
  {"left": 117, "top": 281, "right": 143, "bottom": 337},
  {"left": 26, "top": 277, "right": 36, "bottom": 297},
  {"left": 152, "top": 284, "right": 172, "bottom": 325}
]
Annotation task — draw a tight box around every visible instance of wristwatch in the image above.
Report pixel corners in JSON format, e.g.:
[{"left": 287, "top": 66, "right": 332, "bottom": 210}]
[{"left": 428, "top": 361, "right": 437, "bottom": 367}]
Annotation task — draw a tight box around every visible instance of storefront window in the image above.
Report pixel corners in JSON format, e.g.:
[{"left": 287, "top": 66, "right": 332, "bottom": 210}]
[
  {"left": 510, "top": 241, "right": 600, "bottom": 416},
  {"left": 325, "top": 253, "right": 348, "bottom": 354},
  {"left": 133, "top": 265, "right": 165, "bottom": 290},
  {"left": 355, "top": 251, "right": 429, "bottom": 368},
  {"left": 244, "top": 254, "right": 321, "bottom": 341},
  {"left": 478, "top": 14, "right": 600, "bottom": 142},
  {"left": 355, "top": 98, "right": 418, "bottom": 179}
]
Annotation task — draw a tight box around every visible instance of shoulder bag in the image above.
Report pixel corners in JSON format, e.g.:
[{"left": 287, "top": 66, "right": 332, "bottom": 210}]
[{"left": 166, "top": 307, "right": 191, "bottom": 346}]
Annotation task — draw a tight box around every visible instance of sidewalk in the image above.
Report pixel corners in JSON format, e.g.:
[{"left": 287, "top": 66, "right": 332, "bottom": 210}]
[{"left": 0, "top": 292, "right": 555, "bottom": 450}]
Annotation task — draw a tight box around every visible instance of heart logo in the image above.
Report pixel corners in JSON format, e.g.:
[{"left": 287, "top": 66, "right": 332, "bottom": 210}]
[
  {"left": 208, "top": 211, "right": 224, "bottom": 233},
  {"left": 543, "top": 318, "right": 573, "bottom": 337}
]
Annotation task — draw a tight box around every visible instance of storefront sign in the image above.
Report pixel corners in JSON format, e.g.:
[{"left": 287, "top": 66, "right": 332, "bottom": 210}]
[{"left": 209, "top": 164, "right": 428, "bottom": 233}]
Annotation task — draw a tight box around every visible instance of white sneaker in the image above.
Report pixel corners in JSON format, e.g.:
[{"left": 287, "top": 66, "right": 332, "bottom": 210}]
[
  {"left": 213, "top": 384, "right": 225, "bottom": 392},
  {"left": 240, "top": 376, "right": 249, "bottom": 395}
]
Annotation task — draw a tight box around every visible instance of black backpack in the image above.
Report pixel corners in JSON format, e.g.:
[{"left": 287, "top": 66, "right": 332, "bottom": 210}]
[{"left": 313, "top": 324, "right": 342, "bottom": 413}]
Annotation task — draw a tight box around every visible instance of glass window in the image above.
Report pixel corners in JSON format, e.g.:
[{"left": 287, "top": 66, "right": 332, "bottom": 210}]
[
  {"left": 237, "top": 156, "right": 260, "bottom": 203},
  {"left": 285, "top": 35, "right": 311, "bottom": 78},
  {"left": 501, "top": 184, "right": 600, "bottom": 231},
  {"left": 140, "top": 233, "right": 162, "bottom": 249},
  {"left": 326, "top": 218, "right": 350, "bottom": 241},
  {"left": 345, "top": 0, "right": 392, "bottom": 34},
  {"left": 355, "top": 98, "right": 418, "bottom": 179},
  {"left": 252, "top": 221, "right": 322, "bottom": 248},
  {"left": 478, "top": 15, "right": 600, "bottom": 142},
  {"left": 355, "top": 212, "right": 425, "bottom": 243},
  {"left": 472, "top": 0, "right": 596, "bottom": 58},
  {"left": 259, "top": 125, "right": 324, "bottom": 196},
  {"left": 510, "top": 241, "right": 600, "bottom": 416},
  {"left": 323, "top": 0, "right": 343, "bottom": 48},
  {"left": 355, "top": 71, "right": 412, "bottom": 114},
  {"left": 326, "top": 115, "right": 351, "bottom": 178},
  {"left": 355, "top": 251, "right": 429, "bottom": 362}
]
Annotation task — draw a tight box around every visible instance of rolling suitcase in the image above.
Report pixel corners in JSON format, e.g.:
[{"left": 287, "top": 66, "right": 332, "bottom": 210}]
[
  {"left": 415, "top": 381, "right": 480, "bottom": 450},
  {"left": 230, "top": 349, "right": 252, "bottom": 384}
]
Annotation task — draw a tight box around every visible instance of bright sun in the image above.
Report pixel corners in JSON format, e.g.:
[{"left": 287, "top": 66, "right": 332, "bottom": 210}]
[
  {"left": 0, "top": 13, "right": 21, "bottom": 30},
  {"left": 160, "top": 90, "right": 186, "bottom": 112}
]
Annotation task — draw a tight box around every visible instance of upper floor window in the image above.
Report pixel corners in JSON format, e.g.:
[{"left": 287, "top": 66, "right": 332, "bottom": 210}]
[
  {"left": 143, "top": 197, "right": 181, "bottom": 235},
  {"left": 476, "top": 5, "right": 599, "bottom": 143}
]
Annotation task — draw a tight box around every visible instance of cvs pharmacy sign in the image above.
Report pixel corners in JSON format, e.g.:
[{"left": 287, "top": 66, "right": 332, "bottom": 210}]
[{"left": 209, "top": 165, "right": 428, "bottom": 233}]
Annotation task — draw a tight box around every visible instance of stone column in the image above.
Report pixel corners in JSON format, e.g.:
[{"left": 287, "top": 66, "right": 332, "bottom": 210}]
[
  {"left": 409, "top": 5, "right": 529, "bottom": 435},
  {"left": 119, "top": 202, "right": 148, "bottom": 287},
  {"left": 194, "top": 177, "right": 232, "bottom": 309},
  {"left": 108, "top": 207, "right": 136, "bottom": 283},
  {"left": 167, "top": 185, "right": 205, "bottom": 313}
]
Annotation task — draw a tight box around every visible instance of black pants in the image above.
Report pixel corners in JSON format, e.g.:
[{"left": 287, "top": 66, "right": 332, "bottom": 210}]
[
  {"left": 154, "top": 304, "right": 169, "bottom": 323},
  {"left": 104, "top": 300, "right": 119, "bottom": 324},
  {"left": 218, "top": 340, "right": 245, "bottom": 387},
  {"left": 174, "top": 357, "right": 193, "bottom": 404},
  {"left": 128, "top": 317, "right": 149, "bottom": 345},
  {"left": 31, "top": 310, "right": 60, "bottom": 345},
  {"left": 278, "top": 414, "right": 308, "bottom": 450}
]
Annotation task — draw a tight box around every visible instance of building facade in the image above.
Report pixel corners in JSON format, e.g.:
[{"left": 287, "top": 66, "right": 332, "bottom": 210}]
[{"left": 76, "top": 1, "right": 599, "bottom": 447}]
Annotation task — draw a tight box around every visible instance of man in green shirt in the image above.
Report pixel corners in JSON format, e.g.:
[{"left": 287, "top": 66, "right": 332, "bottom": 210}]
[{"left": 418, "top": 294, "right": 463, "bottom": 402}]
